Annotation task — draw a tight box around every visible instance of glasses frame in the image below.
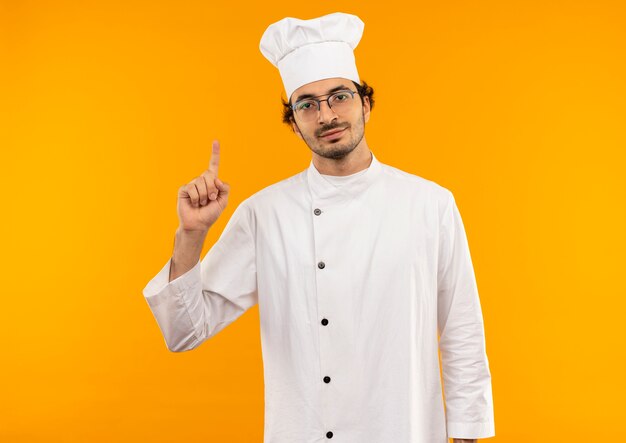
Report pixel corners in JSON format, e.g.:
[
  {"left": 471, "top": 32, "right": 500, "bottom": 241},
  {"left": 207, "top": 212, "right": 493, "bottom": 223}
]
[{"left": 291, "top": 89, "right": 358, "bottom": 118}]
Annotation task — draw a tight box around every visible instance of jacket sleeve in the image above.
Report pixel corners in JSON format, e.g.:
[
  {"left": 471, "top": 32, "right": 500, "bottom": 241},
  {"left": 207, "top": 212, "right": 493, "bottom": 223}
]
[
  {"left": 437, "top": 190, "right": 495, "bottom": 439},
  {"left": 142, "top": 200, "right": 258, "bottom": 352}
]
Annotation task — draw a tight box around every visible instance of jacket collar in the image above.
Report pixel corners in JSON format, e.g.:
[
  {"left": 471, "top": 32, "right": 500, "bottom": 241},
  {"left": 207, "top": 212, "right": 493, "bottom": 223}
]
[{"left": 306, "top": 150, "right": 383, "bottom": 205}]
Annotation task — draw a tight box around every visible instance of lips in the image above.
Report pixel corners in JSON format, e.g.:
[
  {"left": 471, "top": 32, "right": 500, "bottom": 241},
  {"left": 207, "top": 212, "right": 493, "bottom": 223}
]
[{"left": 319, "top": 128, "right": 346, "bottom": 138}]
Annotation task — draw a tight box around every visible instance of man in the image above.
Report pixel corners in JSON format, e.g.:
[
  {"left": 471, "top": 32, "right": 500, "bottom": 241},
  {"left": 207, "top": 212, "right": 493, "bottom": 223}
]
[{"left": 143, "top": 12, "right": 495, "bottom": 443}]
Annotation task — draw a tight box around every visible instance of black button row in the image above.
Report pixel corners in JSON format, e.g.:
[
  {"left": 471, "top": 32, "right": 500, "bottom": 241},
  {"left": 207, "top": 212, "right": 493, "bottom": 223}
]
[{"left": 315, "top": 206, "right": 332, "bottom": 440}]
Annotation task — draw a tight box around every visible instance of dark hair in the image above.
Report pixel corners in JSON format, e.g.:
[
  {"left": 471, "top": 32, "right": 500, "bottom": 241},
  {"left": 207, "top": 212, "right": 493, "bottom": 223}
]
[{"left": 281, "top": 80, "right": 375, "bottom": 130}]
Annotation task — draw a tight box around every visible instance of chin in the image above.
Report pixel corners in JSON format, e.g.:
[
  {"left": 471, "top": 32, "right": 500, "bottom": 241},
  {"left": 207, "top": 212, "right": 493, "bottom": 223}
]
[{"left": 319, "top": 143, "right": 357, "bottom": 159}]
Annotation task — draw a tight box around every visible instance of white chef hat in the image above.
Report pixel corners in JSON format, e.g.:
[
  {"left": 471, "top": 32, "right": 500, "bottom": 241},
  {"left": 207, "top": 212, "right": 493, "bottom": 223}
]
[{"left": 259, "top": 12, "right": 365, "bottom": 103}]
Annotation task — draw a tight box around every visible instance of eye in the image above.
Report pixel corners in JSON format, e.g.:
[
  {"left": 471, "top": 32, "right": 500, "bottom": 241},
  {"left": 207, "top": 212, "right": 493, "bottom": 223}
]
[
  {"left": 296, "top": 101, "right": 314, "bottom": 111},
  {"left": 335, "top": 93, "right": 348, "bottom": 100}
]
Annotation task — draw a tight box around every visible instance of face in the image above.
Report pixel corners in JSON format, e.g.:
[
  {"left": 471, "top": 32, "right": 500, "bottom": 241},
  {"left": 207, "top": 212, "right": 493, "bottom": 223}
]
[{"left": 290, "top": 77, "right": 371, "bottom": 160}]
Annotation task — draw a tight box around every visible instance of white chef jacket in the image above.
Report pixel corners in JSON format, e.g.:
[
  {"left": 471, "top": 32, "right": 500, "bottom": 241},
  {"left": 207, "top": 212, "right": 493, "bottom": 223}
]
[
  {"left": 320, "top": 168, "right": 369, "bottom": 185},
  {"left": 143, "top": 151, "right": 495, "bottom": 442}
]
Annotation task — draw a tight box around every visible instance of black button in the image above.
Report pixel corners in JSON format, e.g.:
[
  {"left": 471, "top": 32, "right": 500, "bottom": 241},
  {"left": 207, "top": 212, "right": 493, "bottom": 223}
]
[
  {"left": 323, "top": 376, "right": 331, "bottom": 383},
  {"left": 326, "top": 431, "right": 333, "bottom": 438},
  {"left": 321, "top": 318, "right": 328, "bottom": 326},
  {"left": 314, "top": 208, "right": 322, "bottom": 216},
  {"left": 318, "top": 261, "right": 325, "bottom": 269}
]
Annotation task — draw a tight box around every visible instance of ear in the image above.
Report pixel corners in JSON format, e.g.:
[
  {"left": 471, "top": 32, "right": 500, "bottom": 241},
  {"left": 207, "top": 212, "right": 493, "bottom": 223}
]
[{"left": 362, "top": 95, "right": 371, "bottom": 123}]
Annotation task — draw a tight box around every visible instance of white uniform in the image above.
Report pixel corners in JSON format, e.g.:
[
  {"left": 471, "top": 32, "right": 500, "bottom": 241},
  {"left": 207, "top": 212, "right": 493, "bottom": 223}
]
[{"left": 143, "top": 151, "right": 495, "bottom": 442}]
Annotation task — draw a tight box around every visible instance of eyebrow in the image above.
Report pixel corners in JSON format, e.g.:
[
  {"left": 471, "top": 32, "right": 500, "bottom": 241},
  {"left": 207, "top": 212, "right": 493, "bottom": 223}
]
[{"left": 292, "top": 85, "right": 351, "bottom": 104}]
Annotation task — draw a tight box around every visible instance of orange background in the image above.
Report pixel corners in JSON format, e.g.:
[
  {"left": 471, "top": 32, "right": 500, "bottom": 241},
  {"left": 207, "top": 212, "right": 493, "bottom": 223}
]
[{"left": 2, "top": 1, "right": 625, "bottom": 441}]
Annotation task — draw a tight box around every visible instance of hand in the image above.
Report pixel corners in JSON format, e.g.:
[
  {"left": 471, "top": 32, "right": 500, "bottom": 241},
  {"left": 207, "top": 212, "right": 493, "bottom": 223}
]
[{"left": 177, "top": 139, "right": 230, "bottom": 232}]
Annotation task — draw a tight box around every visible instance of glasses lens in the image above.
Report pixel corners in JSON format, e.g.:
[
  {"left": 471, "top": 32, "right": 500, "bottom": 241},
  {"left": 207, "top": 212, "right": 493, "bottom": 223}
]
[
  {"left": 328, "top": 91, "right": 354, "bottom": 110},
  {"left": 294, "top": 100, "right": 318, "bottom": 121}
]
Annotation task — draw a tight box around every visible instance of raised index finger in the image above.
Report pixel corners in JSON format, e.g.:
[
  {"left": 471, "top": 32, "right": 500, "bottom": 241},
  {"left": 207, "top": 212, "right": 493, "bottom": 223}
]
[{"left": 208, "top": 139, "right": 220, "bottom": 174}]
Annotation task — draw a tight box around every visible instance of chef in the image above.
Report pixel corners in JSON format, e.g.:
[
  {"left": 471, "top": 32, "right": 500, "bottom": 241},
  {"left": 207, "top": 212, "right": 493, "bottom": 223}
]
[{"left": 143, "top": 11, "right": 495, "bottom": 443}]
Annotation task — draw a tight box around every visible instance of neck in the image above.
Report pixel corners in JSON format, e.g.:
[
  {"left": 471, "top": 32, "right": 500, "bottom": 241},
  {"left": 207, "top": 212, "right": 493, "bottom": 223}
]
[{"left": 312, "top": 140, "right": 373, "bottom": 176}]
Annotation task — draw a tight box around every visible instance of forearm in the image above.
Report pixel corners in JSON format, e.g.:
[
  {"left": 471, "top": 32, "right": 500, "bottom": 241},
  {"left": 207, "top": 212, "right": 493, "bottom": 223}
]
[
  {"left": 169, "top": 226, "right": 208, "bottom": 282},
  {"left": 453, "top": 439, "right": 477, "bottom": 443}
]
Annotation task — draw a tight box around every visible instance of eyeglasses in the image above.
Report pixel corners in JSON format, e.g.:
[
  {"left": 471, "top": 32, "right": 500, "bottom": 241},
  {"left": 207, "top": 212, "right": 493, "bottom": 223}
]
[{"left": 291, "top": 89, "right": 358, "bottom": 122}]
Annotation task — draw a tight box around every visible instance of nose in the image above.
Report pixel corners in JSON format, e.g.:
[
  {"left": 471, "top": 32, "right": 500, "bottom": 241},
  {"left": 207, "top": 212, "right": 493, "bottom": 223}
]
[{"left": 318, "top": 99, "right": 338, "bottom": 124}]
